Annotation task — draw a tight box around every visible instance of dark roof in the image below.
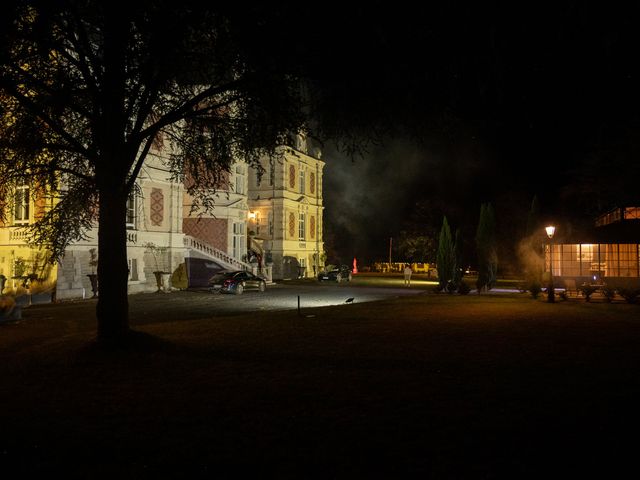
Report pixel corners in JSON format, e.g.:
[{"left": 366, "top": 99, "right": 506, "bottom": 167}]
[{"left": 559, "top": 220, "right": 640, "bottom": 244}]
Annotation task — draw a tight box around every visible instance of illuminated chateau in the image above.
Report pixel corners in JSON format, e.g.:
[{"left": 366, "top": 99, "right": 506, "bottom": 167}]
[
  {"left": 0, "top": 135, "right": 325, "bottom": 299},
  {"left": 247, "top": 134, "right": 325, "bottom": 281}
]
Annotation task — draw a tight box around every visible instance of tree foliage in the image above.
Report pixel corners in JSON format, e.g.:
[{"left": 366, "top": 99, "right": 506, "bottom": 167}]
[
  {"left": 475, "top": 203, "right": 497, "bottom": 292},
  {"left": 395, "top": 200, "right": 441, "bottom": 263},
  {"left": 525, "top": 194, "right": 540, "bottom": 239},
  {"left": 395, "top": 232, "right": 435, "bottom": 264},
  {"left": 452, "top": 228, "right": 463, "bottom": 288},
  {"left": 0, "top": 1, "right": 310, "bottom": 342},
  {"left": 436, "top": 216, "right": 455, "bottom": 291}
]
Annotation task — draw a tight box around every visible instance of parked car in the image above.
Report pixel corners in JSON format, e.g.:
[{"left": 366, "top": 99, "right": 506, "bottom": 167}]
[
  {"left": 318, "top": 265, "right": 352, "bottom": 283},
  {"left": 208, "top": 270, "right": 267, "bottom": 294}
]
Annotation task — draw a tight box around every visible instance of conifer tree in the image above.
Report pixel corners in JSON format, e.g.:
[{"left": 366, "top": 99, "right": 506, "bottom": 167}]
[
  {"left": 475, "top": 203, "right": 497, "bottom": 292},
  {"left": 525, "top": 195, "right": 540, "bottom": 239},
  {"left": 436, "top": 216, "right": 455, "bottom": 291},
  {"left": 452, "top": 228, "right": 463, "bottom": 289}
]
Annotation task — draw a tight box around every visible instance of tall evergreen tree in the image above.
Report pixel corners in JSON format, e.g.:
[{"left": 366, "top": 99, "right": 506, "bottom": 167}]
[
  {"left": 525, "top": 195, "right": 540, "bottom": 238},
  {"left": 475, "top": 203, "right": 497, "bottom": 292},
  {"left": 522, "top": 194, "right": 544, "bottom": 284},
  {"left": 436, "top": 216, "right": 455, "bottom": 291},
  {"left": 452, "top": 228, "right": 463, "bottom": 288}
]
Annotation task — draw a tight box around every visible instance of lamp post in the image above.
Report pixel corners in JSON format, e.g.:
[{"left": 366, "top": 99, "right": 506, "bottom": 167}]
[{"left": 545, "top": 225, "right": 556, "bottom": 303}]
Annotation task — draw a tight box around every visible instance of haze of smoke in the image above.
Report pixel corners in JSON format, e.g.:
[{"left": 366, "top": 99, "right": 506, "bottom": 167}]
[
  {"left": 516, "top": 235, "right": 544, "bottom": 281},
  {"left": 323, "top": 139, "right": 437, "bottom": 254}
]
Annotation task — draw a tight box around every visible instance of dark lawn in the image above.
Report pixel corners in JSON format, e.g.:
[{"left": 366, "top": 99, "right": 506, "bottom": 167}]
[{"left": 1, "top": 293, "right": 639, "bottom": 478}]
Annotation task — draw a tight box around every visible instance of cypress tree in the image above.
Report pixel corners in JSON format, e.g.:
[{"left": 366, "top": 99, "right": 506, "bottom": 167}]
[
  {"left": 475, "top": 203, "right": 498, "bottom": 292},
  {"left": 452, "top": 228, "right": 463, "bottom": 289},
  {"left": 437, "top": 216, "right": 455, "bottom": 291},
  {"left": 525, "top": 195, "right": 540, "bottom": 239}
]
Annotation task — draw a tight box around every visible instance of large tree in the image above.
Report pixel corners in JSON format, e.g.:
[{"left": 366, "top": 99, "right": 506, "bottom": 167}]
[{"left": 0, "top": 1, "right": 308, "bottom": 343}]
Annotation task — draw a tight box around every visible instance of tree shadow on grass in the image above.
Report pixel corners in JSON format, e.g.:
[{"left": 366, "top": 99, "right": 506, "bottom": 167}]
[{"left": 77, "top": 329, "right": 178, "bottom": 358}]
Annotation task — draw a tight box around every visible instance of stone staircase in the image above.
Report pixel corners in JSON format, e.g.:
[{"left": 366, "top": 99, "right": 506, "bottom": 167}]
[{"left": 183, "top": 235, "right": 251, "bottom": 272}]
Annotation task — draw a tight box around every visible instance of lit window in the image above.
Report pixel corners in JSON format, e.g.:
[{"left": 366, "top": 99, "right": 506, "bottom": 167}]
[
  {"left": 235, "top": 165, "right": 245, "bottom": 194},
  {"left": 299, "top": 167, "right": 305, "bottom": 194},
  {"left": 299, "top": 212, "right": 305, "bottom": 240},
  {"left": 14, "top": 183, "right": 30, "bottom": 225},
  {"left": 125, "top": 192, "right": 136, "bottom": 229},
  {"left": 232, "top": 222, "right": 245, "bottom": 259},
  {"left": 625, "top": 207, "right": 640, "bottom": 220},
  {"left": 128, "top": 258, "right": 139, "bottom": 281}
]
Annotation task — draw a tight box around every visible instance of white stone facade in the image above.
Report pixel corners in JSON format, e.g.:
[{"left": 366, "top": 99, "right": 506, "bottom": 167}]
[
  {"left": 1, "top": 139, "right": 326, "bottom": 297},
  {"left": 248, "top": 142, "right": 325, "bottom": 280}
]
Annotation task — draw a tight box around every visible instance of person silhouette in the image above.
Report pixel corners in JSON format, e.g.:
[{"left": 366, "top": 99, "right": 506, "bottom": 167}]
[{"left": 403, "top": 264, "right": 412, "bottom": 286}]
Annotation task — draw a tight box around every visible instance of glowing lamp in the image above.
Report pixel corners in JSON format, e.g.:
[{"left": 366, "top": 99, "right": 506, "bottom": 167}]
[
  {"left": 545, "top": 225, "right": 556, "bottom": 303},
  {"left": 248, "top": 211, "right": 256, "bottom": 220},
  {"left": 545, "top": 225, "right": 555, "bottom": 239}
]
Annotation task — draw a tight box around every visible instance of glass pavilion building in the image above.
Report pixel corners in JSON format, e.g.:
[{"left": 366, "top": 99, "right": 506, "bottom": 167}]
[{"left": 544, "top": 207, "right": 640, "bottom": 287}]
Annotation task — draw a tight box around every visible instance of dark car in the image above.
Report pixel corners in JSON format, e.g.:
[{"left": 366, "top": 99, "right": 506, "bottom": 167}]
[
  {"left": 318, "top": 265, "right": 352, "bottom": 283},
  {"left": 208, "top": 270, "right": 267, "bottom": 294}
]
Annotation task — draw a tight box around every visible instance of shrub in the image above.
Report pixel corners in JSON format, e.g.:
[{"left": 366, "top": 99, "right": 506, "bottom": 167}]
[
  {"left": 618, "top": 288, "right": 640, "bottom": 304},
  {"left": 457, "top": 280, "right": 471, "bottom": 295},
  {"left": 602, "top": 286, "right": 616, "bottom": 303},
  {"left": 2, "top": 286, "right": 16, "bottom": 297},
  {"left": 528, "top": 282, "right": 542, "bottom": 299},
  {"left": 0, "top": 295, "right": 16, "bottom": 314},
  {"left": 170, "top": 263, "right": 188, "bottom": 290},
  {"left": 579, "top": 284, "right": 598, "bottom": 302},
  {"left": 15, "top": 286, "right": 28, "bottom": 297}
]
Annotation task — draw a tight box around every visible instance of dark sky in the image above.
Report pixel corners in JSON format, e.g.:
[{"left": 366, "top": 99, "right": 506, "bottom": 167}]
[{"left": 294, "top": 3, "right": 640, "bottom": 265}]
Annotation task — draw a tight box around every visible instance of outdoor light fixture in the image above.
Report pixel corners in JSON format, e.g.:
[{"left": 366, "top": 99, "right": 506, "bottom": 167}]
[
  {"left": 546, "top": 225, "right": 556, "bottom": 303},
  {"left": 247, "top": 211, "right": 256, "bottom": 220},
  {"left": 545, "top": 225, "right": 556, "bottom": 239}
]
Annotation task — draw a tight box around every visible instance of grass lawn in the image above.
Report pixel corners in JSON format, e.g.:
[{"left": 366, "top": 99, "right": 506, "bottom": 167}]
[
  {"left": 290, "top": 272, "right": 525, "bottom": 290},
  {"left": 1, "top": 292, "right": 639, "bottom": 478}
]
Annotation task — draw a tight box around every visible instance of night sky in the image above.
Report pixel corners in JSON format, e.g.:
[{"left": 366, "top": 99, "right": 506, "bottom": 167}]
[{"left": 294, "top": 3, "right": 640, "bottom": 266}]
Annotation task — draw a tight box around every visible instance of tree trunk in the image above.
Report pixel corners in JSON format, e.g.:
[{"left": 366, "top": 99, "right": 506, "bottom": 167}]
[
  {"left": 96, "top": 187, "right": 130, "bottom": 343},
  {"left": 95, "top": 14, "right": 131, "bottom": 344}
]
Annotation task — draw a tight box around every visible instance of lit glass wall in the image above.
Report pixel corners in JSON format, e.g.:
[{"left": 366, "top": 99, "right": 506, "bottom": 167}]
[{"left": 546, "top": 243, "right": 640, "bottom": 278}]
